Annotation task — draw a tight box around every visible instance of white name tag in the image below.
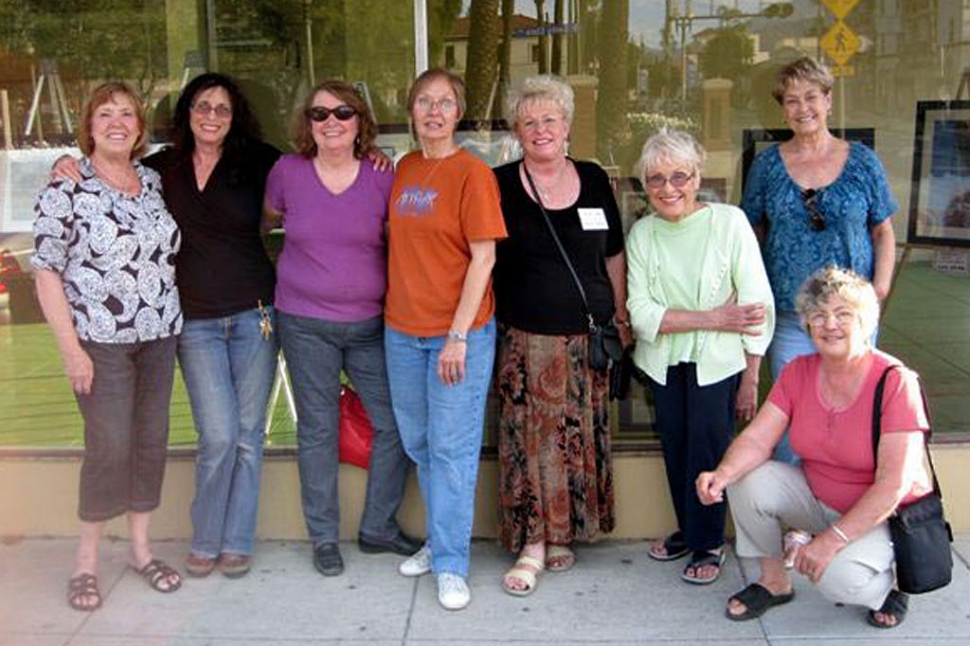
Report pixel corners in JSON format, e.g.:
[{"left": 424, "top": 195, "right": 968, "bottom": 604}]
[{"left": 577, "top": 208, "right": 609, "bottom": 231}]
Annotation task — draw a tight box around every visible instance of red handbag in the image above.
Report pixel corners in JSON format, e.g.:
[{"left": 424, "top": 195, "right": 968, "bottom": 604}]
[{"left": 338, "top": 386, "right": 373, "bottom": 469}]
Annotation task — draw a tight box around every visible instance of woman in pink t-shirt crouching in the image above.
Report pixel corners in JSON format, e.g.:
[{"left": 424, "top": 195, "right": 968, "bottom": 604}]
[{"left": 696, "top": 267, "right": 932, "bottom": 630}]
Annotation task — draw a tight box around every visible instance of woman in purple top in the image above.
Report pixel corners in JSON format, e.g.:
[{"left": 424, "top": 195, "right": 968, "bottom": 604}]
[{"left": 263, "top": 80, "right": 420, "bottom": 576}]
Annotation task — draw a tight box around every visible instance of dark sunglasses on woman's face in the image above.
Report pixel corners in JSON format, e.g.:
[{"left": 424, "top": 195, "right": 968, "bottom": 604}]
[
  {"left": 803, "top": 188, "right": 826, "bottom": 231},
  {"left": 306, "top": 105, "right": 357, "bottom": 122}
]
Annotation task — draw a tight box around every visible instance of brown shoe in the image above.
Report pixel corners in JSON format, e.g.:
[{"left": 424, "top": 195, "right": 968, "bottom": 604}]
[
  {"left": 185, "top": 553, "right": 216, "bottom": 578},
  {"left": 218, "top": 553, "right": 252, "bottom": 579}
]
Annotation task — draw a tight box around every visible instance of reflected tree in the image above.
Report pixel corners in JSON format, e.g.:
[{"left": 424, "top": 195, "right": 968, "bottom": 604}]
[
  {"left": 596, "top": 0, "right": 628, "bottom": 164},
  {"left": 464, "top": 0, "right": 500, "bottom": 122}
]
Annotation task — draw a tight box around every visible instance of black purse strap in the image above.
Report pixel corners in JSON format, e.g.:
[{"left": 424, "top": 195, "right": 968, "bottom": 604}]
[
  {"left": 871, "top": 364, "right": 943, "bottom": 499},
  {"left": 522, "top": 162, "right": 597, "bottom": 333}
]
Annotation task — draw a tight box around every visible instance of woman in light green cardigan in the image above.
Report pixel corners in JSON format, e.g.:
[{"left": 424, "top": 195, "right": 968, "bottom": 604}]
[{"left": 627, "top": 129, "right": 775, "bottom": 585}]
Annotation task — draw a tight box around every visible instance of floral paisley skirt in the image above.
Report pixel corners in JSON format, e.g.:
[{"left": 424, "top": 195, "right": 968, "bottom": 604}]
[{"left": 497, "top": 325, "right": 615, "bottom": 553}]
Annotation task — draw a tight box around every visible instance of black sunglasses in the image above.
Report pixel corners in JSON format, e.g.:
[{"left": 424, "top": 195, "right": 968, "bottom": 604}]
[
  {"left": 305, "top": 105, "right": 357, "bottom": 122},
  {"left": 803, "top": 188, "right": 826, "bottom": 232}
]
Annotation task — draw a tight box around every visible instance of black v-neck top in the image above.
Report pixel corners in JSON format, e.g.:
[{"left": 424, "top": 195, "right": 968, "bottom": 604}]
[{"left": 144, "top": 140, "right": 280, "bottom": 319}]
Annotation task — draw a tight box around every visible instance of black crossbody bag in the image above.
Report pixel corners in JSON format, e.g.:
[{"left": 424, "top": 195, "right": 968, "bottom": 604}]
[
  {"left": 872, "top": 365, "right": 953, "bottom": 594},
  {"left": 521, "top": 163, "right": 622, "bottom": 373}
]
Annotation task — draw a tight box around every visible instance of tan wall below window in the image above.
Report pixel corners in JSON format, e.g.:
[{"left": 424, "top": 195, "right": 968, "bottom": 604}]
[{"left": 2, "top": 447, "right": 967, "bottom": 540}]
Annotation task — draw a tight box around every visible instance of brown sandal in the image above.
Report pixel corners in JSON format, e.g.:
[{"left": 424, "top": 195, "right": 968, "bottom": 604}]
[
  {"left": 133, "top": 559, "right": 182, "bottom": 593},
  {"left": 68, "top": 573, "right": 102, "bottom": 612}
]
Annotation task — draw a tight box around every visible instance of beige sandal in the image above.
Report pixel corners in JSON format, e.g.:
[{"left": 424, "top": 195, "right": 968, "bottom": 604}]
[
  {"left": 501, "top": 555, "right": 544, "bottom": 597},
  {"left": 545, "top": 545, "right": 576, "bottom": 572}
]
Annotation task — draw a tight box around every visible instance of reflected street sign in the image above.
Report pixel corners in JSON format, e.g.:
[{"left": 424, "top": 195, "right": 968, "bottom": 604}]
[
  {"left": 820, "top": 0, "right": 861, "bottom": 20},
  {"left": 821, "top": 20, "right": 861, "bottom": 67}
]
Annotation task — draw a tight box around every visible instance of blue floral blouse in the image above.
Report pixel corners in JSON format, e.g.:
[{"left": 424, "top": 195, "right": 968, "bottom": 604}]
[{"left": 740, "top": 142, "right": 897, "bottom": 311}]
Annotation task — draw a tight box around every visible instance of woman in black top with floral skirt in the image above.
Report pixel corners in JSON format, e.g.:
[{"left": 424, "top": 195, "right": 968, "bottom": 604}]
[{"left": 492, "top": 75, "right": 632, "bottom": 597}]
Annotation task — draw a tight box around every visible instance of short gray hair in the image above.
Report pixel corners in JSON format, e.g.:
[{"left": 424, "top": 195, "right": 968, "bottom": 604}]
[
  {"left": 506, "top": 74, "right": 575, "bottom": 125},
  {"left": 637, "top": 128, "right": 706, "bottom": 179},
  {"left": 794, "top": 267, "right": 880, "bottom": 340}
]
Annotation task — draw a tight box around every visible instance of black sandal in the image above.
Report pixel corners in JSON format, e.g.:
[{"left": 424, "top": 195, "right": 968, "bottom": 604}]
[
  {"left": 133, "top": 559, "right": 182, "bottom": 593},
  {"left": 681, "top": 549, "right": 726, "bottom": 584},
  {"left": 67, "top": 573, "right": 102, "bottom": 612},
  {"left": 867, "top": 589, "right": 909, "bottom": 629},
  {"left": 648, "top": 531, "right": 689, "bottom": 561},
  {"left": 725, "top": 583, "right": 795, "bottom": 621}
]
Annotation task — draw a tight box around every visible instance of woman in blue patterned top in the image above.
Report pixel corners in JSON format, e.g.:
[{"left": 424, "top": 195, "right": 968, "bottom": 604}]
[
  {"left": 33, "top": 82, "right": 183, "bottom": 612},
  {"left": 740, "top": 57, "right": 897, "bottom": 462}
]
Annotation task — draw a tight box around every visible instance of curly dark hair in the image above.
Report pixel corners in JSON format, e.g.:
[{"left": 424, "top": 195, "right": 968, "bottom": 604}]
[
  {"left": 172, "top": 72, "right": 263, "bottom": 157},
  {"left": 291, "top": 79, "right": 377, "bottom": 159}
]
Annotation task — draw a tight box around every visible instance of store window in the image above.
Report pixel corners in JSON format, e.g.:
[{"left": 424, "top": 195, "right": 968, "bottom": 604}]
[{"left": 2, "top": 1, "right": 970, "bottom": 448}]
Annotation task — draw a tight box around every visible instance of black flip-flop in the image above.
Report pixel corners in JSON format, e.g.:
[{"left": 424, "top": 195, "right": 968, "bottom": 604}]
[
  {"left": 648, "top": 532, "right": 689, "bottom": 561},
  {"left": 682, "top": 549, "right": 726, "bottom": 585},
  {"left": 725, "top": 583, "right": 795, "bottom": 621},
  {"left": 867, "top": 589, "right": 909, "bottom": 629}
]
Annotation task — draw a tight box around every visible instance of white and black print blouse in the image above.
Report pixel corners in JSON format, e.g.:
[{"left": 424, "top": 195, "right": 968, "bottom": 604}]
[{"left": 31, "top": 158, "right": 182, "bottom": 343}]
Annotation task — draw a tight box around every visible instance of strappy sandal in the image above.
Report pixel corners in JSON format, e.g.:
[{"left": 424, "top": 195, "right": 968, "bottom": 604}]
[
  {"left": 545, "top": 545, "right": 576, "bottom": 572},
  {"left": 501, "top": 555, "right": 544, "bottom": 597},
  {"left": 648, "top": 531, "right": 689, "bottom": 561},
  {"left": 67, "top": 573, "right": 102, "bottom": 612},
  {"left": 681, "top": 549, "right": 726, "bottom": 585},
  {"left": 132, "top": 558, "right": 182, "bottom": 593},
  {"left": 867, "top": 589, "right": 909, "bottom": 629}
]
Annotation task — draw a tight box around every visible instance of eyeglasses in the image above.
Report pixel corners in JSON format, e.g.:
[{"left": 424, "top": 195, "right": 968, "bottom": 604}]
[
  {"left": 191, "top": 101, "right": 232, "bottom": 119},
  {"left": 803, "top": 188, "right": 826, "bottom": 231},
  {"left": 807, "top": 310, "right": 857, "bottom": 328},
  {"left": 414, "top": 96, "right": 457, "bottom": 113},
  {"left": 645, "top": 172, "right": 694, "bottom": 189},
  {"left": 306, "top": 105, "right": 358, "bottom": 122}
]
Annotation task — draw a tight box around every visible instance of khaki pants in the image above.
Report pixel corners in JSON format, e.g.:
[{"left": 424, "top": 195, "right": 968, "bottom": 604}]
[{"left": 727, "top": 461, "right": 894, "bottom": 610}]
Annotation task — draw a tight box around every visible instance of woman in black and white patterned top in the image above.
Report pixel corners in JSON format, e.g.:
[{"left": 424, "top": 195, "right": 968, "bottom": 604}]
[{"left": 32, "top": 82, "right": 183, "bottom": 612}]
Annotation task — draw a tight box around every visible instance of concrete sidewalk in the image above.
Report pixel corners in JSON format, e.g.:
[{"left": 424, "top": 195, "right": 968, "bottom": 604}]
[{"left": 1, "top": 536, "right": 968, "bottom": 645}]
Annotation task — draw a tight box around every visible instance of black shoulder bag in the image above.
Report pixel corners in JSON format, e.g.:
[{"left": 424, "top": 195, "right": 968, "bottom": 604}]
[
  {"left": 872, "top": 365, "right": 953, "bottom": 594},
  {"left": 522, "top": 163, "right": 622, "bottom": 374}
]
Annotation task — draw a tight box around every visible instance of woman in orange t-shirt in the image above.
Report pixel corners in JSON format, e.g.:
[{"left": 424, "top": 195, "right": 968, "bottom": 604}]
[{"left": 383, "top": 68, "right": 507, "bottom": 612}]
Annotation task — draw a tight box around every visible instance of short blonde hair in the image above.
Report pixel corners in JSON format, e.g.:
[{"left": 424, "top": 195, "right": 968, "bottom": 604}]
[
  {"left": 794, "top": 267, "right": 880, "bottom": 340},
  {"left": 637, "top": 128, "right": 706, "bottom": 180},
  {"left": 506, "top": 74, "right": 575, "bottom": 126},
  {"left": 771, "top": 57, "right": 834, "bottom": 104},
  {"left": 77, "top": 82, "right": 148, "bottom": 158}
]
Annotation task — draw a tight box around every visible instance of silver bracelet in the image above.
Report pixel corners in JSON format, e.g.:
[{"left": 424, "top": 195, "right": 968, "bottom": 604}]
[
  {"left": 831, "top": 524, "right": 850, "bottom": 544},
  {"left": 447, "top": 330, "right": 467, "bottom": 342}
]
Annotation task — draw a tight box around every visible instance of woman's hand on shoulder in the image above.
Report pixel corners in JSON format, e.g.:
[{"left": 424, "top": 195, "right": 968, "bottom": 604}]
[
  {"left": 367, "top": 148, "right": 394, "bottom": 172},
  {"left": 50, "top": 155, "right": 82, "bottom": 184}
]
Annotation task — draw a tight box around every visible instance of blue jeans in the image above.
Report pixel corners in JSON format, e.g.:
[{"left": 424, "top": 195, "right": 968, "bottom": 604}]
[
  {"left": 279, "top": 312, "right": 410, "bottom": 547},
  {"left": 766, "top": 311, "right": 817, "bottom": 464},
  {"left": 384, "top": 319, "right": 496, "bottom": 578},
  {"left": 178, "top": 308, "right": 278, "bottom": 558}
]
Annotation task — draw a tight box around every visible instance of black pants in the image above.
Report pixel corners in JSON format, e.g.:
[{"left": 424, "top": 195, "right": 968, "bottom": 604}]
[{"left": 648, "top": 363, "right": 738, "bottom": 552}]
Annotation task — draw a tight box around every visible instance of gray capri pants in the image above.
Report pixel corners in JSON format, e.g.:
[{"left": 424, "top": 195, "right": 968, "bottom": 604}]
[
  {"left": 727, "top": 460, "right": 894, "bottom": 611},
  {"left": 75, "top": 336, "right": 177, "bottom": 522}
]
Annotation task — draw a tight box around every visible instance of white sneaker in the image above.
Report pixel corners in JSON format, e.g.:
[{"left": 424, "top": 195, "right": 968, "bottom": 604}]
[
  {"left": 437, "top": 573, "right": 471, "bottom": 610},
  {"left": 398, "top": 545, "right": 431, "bottom": 577}
]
